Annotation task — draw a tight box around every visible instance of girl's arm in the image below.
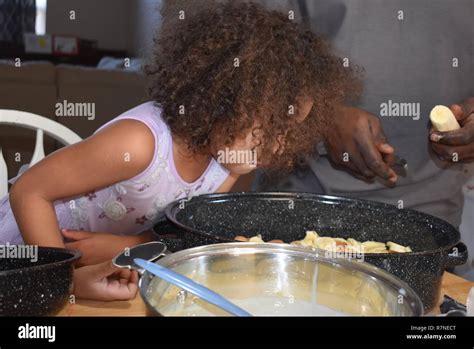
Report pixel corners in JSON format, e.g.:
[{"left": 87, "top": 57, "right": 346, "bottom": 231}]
[{"left": 9, "top": 119, "right": 155, "bottom": 247}]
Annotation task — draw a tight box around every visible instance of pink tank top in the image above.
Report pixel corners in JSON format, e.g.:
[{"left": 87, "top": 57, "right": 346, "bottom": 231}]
[{"left": 61, "top": 102, "right": 229, "bottom": 235}]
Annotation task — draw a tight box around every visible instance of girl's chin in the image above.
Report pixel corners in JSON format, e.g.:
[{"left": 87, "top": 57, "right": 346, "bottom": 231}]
[{"left": 222, "top": 163, "right": 258, "bottom": 175}]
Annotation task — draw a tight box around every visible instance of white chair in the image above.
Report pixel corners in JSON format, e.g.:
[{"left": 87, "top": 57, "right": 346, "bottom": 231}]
[{"left": 0, "top": 110, "right": 82, "bottom": 197}]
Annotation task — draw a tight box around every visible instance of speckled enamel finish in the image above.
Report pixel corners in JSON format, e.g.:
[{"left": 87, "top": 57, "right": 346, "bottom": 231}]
[
  {"left": 0, "top": 247, "right": 80, "bottom": 316},
  {"left": 153, "top": 192, "right": 468, "bottom": 312}
]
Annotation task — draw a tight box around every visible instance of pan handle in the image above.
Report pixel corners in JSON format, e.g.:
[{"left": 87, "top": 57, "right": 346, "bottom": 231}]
[
  {"left": 152, "top": 218, "right": 185, "bottom": 252},
  {"left": 445, "top": 242, "right": 469, "bottom": 268}
]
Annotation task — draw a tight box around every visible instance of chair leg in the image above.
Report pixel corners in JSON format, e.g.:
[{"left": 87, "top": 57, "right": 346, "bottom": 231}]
[
  {"left": 30, "top": 129, "right": 45, "bottom": 166},
  {"left": 0, "top": 147, "right": 8, "bottom": 198}
]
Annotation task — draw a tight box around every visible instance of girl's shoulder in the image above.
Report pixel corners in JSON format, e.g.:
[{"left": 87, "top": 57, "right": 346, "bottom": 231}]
[
  {"left": 96, "top": 102, "right": 168, "bottom": 137},
  {"left": 95, "top": 102, "right": 172, "bottom": 182}
]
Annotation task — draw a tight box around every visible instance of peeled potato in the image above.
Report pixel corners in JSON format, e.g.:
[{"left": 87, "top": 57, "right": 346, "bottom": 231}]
[
  {"left": 361, "top": 241, "right": 388, "bottom": 253},
  {"left": 387, "top": 241, "right": 412, "bottom": 253},
  {"left": 239, "top": 231, "right": 412, "bottom": 254},
  {"left": 430, "top": 105, "right": 460, "bottom": 132},
  {"left": 248, "top": 235, "right": 265, "bottom": 243}
]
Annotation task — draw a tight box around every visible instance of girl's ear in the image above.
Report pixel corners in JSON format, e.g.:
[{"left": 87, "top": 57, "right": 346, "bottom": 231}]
[{"left": 294, "top": 95, "right": 315, "bottom": 123}]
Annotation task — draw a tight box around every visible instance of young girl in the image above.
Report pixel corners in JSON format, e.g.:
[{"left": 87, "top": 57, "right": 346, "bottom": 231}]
[{"left": 0, "top": 1, "right": 359, "bottom": 299}]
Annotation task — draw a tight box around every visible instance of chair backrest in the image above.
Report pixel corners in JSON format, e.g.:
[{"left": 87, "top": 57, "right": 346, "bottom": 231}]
[{"left": 0, "top": 110, "right": 82, "bottom": 197}]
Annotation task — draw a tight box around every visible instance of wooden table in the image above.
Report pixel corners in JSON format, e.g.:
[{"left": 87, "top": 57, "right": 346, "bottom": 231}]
[{"left": 57, "top": 272, "right": 473, "bottom": 316}]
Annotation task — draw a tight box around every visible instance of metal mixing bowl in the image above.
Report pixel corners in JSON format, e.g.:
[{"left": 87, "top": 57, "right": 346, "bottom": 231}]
[{"left": 139, "top": 243, "right": 423, "bottom": 316}]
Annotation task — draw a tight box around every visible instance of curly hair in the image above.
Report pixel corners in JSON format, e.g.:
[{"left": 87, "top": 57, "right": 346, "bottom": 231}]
[{"left": 145, "top": 0, "right": 361, "bottom": 174}]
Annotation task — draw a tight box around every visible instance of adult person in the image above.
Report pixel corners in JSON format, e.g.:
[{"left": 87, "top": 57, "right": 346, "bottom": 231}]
[{"left": 257, "top": 0, "right": 474, "bottom": 279}]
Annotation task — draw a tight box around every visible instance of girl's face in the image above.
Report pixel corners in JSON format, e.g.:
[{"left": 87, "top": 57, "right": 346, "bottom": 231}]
[
  {"left": 210, "top": 123, "right": 265, "bottom": 175},
  {"left": 210, "top": 96, "right": 314, "bottom": 175}
]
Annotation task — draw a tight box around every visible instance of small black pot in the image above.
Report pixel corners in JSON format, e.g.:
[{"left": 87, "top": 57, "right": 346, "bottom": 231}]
[
  {"left": 153, "top": 192, "right": 468, "bottom": 312},
  {"left": 0, "top": 247, "right": 80, "bottom": 316}
]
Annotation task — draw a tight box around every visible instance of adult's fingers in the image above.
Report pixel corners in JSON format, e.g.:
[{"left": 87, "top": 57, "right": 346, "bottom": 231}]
[
  {"left": 449, "top": 104, "right": 466, "bottom": 122},
  {"left": 346, "top": 152, "right": 377, "bottom": 179},
  {"left": 378, "top": 143, "right": 394, "bottom": 154},
  {"left": 344, "top": 167, "right": 376, "bottom": 183},
  {"left": 431, "top": 142, "right": 474, "bottom": 161},
  {"left": 378, "top": 143, "right": 396, "bottom": 167},
  {"left": 430, "top": 126, "right": 474, "bottom": 146},
  {"left": 370, "top": 122, "right": 397, "bottom": 182},
  {"left": 328, "top": 151, "right": 375, "bottom": 180},
  {"left": 371, "top": 119, "right": 390, "bottom": 147},
  {"left": 356, "top": 134, "right": 394, "bottom": 180}
]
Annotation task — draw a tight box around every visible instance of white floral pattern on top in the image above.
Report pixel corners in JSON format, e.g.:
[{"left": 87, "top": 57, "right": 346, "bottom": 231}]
[
  {"left": 69, "top": 197, "right": 90, "bottom": 230},
  {"left": 98, "top": 195, "right": 135, "bottom": 221},
  {"left": 115, "top": 184, "right": 127, "bottom": 195},
  {"left": 136, "top": 158, "right": 168, "bottom": 192},
  {"left": 99, "top": 195, "right": 127, "bottom": 221},
  {"left": 145, "top": 195, "right": 168, "bottom": 221}
]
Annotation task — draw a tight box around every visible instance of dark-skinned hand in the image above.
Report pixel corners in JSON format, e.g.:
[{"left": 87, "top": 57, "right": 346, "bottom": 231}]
[
  {"left": 430, "top": 97, "right": 474, "bottom": 163},
  {"left": 324, "top": 106, "right": 397, "bottom": 185}
]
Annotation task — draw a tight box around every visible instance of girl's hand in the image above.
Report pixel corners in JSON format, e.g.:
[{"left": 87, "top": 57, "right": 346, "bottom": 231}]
[
  {"left": 73, "top": 260, "right": 139, "bottom": 301},
  {"left": 62, "top": 230, "right": 149, "bottom": 267}
]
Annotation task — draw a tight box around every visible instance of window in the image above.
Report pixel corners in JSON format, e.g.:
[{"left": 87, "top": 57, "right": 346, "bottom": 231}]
[{"left": 35, "top": 0, "right": 47, "bottom": 35}]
